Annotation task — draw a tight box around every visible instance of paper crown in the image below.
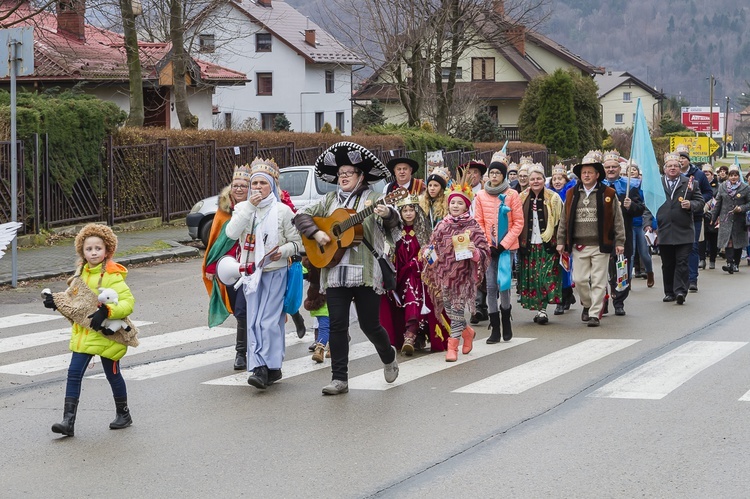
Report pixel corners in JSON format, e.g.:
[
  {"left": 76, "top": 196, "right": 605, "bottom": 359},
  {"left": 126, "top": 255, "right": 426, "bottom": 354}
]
[
  {"left": 250, "top": 157, "right": 280, "bottom": 179},
  {"left": 581, "top": 150, "right": 603, "bottom": 165},
  {"left": 233, "top": 164, "right": 252, "bottom": 181},
  {"left": 728, "top": 164, "right": 741, "bottom": 174},
  {"left": 507, "top": 162, "right": 518, "bottom": 172},
  {"left": 602, "top": 150, "right": 621, "bottom": 164},
  {"left": 519, "top": 156, "right": 534, "bottom": 166},
  {"left": 446, "top": 167, "right": 475, "bottom": 206},
  {"left": 396, "top": 193, "right": 421, "bottom": 208},
  {"left": 675, "top": 143, "right": 690, "bottom": 155},
  {"left": 491, "top": 151, "right": 509, "bottom": 166},
  {"left": 663, "top": 151, "right": 681, "bottom": 164},
  {"left": 427, "top": 166, "right": 451, "bottom": 184},
  {"left": 426, "top": 150, "right": 445, "bottom": 169},
  {"left": 551, "top": 163, "right": 567, "bottom": 176},
  {"left": 529, "top": 163, "right": 545, "bottom": 176}
]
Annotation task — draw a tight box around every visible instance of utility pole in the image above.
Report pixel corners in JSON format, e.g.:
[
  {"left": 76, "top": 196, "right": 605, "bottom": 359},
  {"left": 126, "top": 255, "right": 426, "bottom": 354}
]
[
  {"left": 708, "top": 74, "right": 715, "bottom": 164},
  {"left": 723, "top": 96, "right": 730, "bottom": 158}
]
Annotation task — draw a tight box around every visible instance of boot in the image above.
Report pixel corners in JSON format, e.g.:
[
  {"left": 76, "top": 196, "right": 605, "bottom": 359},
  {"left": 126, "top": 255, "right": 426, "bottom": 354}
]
[
  {"left": 554, "top": 300, "right": 565, "bottom": 315},
  {"left": 311, "top": 342, "right": 326, "bottom": 363},
  {"left": 51, "top": 397, "right": 78, "bottom": 437},
  {"left": 234, "top": 320, "right": 247, "bottom": 371},
  {"left": 500, "top": 307, "right": 513, "bottom": 342},
  {"left": 445, "top": 337, "right": 459, "bottom": 362},
  {"left": 646, "top": 272, "right": 655, "bottom": 288},
  {"left": 461, "top": 326, "right": 475, "bottom": 354},
  {"left": 247, "top": 365, "right": 269, "bottom": 389},
  {"left": 486, "top": 312, "right": 501, "bottom": 344},
  {"left": 563, "top": 288, "right": 576, "bottom": 311},
  {"left": 291, "top": 312, "right": 307, "bottom": 339},
  {"left": 109, "top": 397, "right": 132, "bottom": 430}
]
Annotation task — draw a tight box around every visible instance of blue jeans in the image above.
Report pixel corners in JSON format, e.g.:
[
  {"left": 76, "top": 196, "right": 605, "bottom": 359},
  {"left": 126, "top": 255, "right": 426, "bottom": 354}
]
[
  {"left": 688, "top": 219, "right": 702, "bottom": 283},
  {"left": 65, "top": 352, "right": 127, "bottom": 399},
  {"left": 316, "top": 316, "right": 330, "bottom": 345}
]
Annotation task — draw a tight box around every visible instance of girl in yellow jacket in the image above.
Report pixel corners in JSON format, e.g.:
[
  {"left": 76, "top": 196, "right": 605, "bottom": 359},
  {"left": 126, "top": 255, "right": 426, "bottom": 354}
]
[{"left": 43, "top": 223, "right": 135, "bottom": 437}]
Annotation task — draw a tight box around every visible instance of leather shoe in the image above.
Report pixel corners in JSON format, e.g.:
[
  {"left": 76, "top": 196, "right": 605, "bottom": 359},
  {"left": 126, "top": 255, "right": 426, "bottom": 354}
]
[
  {"left": 699, "top": 259, "right": 706, "bottom": 270},
  {"left": 676, "top": 294, "right": 685, "bottom": 305},
  {"left": 469, "top": 313, "right": 480, "bottom": 325},
  {"left": 688, "top": 282, "right": 698, "bottom": 292},
  {"left": 267, "top": 369, "right": 282, "bottom": 385},
  {"left": 247, "top": 366, "right": 268, "bottom": 389},
  {"left": 234, "top": 352, "right": 247, "bottom": 371},
  {"left": 663, "top": 295, "right": 676, "bottom": 302},
  {"left": 581, "top": 307, "right": 590, "bottom": 322},
  {"left": 587, "top": 317, "right": 600, "bottom": 327},
  {"left": 614, "top": 305, "right": 625, "bottom": 316},
  {"left": 646, "top": 272, "right": 654, "bottom": 287}
]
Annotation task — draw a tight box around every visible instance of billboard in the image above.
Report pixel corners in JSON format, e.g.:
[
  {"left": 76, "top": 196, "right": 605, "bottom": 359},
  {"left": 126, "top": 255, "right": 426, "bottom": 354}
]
[{"left": 681, "top": 107, "right": 724, "bottom": 136}]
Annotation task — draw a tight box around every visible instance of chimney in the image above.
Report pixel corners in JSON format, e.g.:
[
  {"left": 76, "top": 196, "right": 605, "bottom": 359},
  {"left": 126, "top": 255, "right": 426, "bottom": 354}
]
[
  {"left": 305, "top": 29, "right": 316, "bottom": 47},
  {"left": 57, "top": 0, "right": 86, "bottom": 41},
  {"left": 506, "top": 25, "right": 525, "bottom": 56},
  {"left": 257, "top": 0, "right": 272, "bottom": 7},
  {"left": 493, "top": 0, "right": 505, "bottom": 18}
]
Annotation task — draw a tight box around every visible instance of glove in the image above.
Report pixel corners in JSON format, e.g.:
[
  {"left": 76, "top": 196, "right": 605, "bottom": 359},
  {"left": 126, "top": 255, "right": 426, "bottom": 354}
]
[
  {"left": 497, "top": 244, "right": 507, "bottom": 255},
  {"left": 87, "top": 306, "right": 109, "bottom": 332},
  {"left": 101, "top": 327, "right": 116, "bottom": 336},
  {"left": 490, "top": 245, "right": 506, "bottom": 258},
  {"left": 43, "top": 294, "right": 57, "bottom": 310}
]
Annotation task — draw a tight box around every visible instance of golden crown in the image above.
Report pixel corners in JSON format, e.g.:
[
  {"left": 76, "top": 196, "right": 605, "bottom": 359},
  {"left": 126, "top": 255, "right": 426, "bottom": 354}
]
[
  {"left": 551, "top": 163, "right": 567, "bottom": 176},
  {"left": 491, "top": 151, "right": 509, "bottom": 166},
  {"left": 529, "top": 164, "right": 545, "bottom": 176},
  {"left": 581, "top": 150, "right": 603, "bottom": 165},
  {"left": 233, "top": 164, "right": 252, "bottom": 181},
  {"left": 519, "top": 155, "right": 534, "bottom": 165},
  {"left": 663, "top": 151, "right": 681, "bottom": 164},
  {"left": 250, "top": 157, "right": 279, "bottom": 179},
  {"left": 602, "top": 150, "right": 621, "bottom": 164},
  {"left": 675, "top": 143, "right": 690, "bottom": 154},
  {"left": 396, "top": 194, "right": 421, "bottom": 208}
]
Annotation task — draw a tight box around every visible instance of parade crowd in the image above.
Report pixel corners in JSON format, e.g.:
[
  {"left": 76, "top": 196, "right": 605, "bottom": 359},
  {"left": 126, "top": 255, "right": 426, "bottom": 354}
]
[{"left": 42, "top": 140, "right": 750, "bottom": 436}]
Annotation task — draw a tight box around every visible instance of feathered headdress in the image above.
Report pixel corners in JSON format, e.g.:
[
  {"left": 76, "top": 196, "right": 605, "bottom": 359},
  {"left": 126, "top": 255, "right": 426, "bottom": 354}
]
[{"left": 446, "top": 167, "right": 474, "bottom": 208}]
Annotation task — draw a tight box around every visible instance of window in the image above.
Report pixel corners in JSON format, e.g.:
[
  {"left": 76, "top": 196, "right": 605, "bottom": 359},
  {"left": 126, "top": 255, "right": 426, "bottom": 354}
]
[
  {"left": 261, "top": 113, "right": 282, "bottom": 131},
  {"left": 278, "top": 170, "right": 308, "bottom": 196},
  {"left": 316, "top": 176, "right": 339, "bottom": 195},
  {"left": 325, "top": 70, "right": 335, "bottom": 93},
  {"left": 471, "top": 58, "right": 495, "bottom": 81},
  {"left": 615, "top": 113, "right": 624, "bottom": 124},
  {"left": 623, "top": 91, "right": 632, "bottom": 102},
  {"left": 256, "top": 33, "right": 272, "bottom": 52},
  {"left": 315, "top": 112, "right": 324, "bottom": 132},
  {"left": 224, "top": 112, "right": 232, "bottom": 129},
  {"left": 336, "top": 112, "right": 345, "bottom": 132},
  {"left": 257, "top": 73, "right": 272, "bottom": 96},
  {"left": 198, "top": 34, "right": 215, "bottom": 53},
  {"left": 441, "top": 67, "right": 463, "bottom": 80}
]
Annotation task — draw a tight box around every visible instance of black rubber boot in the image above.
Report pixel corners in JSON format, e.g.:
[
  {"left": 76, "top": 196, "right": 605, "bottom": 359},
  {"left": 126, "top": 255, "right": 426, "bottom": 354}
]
[
  {"left": 234, "top": 320, "right": 247, "bottom": 371},
  {"left": 51, "top": 397, "right": 78, "bottom": 437},
  {"left": 500, "top": 306, "right": 513, "bottom": 342},
  {"left": 486, "top": 312, "right": 501, "bottom": 344},
  {"left": 563, "top": 287, "right": 576, "bottom": 311},
  {"left": 110, "top": 397, "right": 132, "bottom": 430},
  {"left": 291, "top": 312, "right": 307, "bottom": 339}
]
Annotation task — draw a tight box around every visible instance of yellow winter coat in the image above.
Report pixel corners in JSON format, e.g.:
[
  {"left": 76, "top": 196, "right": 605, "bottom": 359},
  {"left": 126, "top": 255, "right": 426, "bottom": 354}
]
[{"left": 69, "top": 260, "right": 135, "bottom": 361}]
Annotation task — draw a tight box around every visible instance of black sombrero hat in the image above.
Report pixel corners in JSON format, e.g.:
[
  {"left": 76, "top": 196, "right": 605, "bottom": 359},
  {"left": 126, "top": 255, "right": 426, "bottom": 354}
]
[
  {"left": 315, "top": 142, "right": 390, "bottom": 184},
  {"left": 386, "top": 157, "right": 419, "bottom": 174}
]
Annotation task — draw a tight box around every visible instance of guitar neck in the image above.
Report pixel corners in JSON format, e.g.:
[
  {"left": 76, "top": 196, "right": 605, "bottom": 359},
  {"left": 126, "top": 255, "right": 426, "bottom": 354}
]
[{"left": 339, "top": 199, "right": 383, "bottom": 232}]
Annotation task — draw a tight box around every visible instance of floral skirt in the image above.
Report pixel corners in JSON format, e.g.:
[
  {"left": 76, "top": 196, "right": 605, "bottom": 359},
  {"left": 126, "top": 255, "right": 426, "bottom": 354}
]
[{"left": 518, "top": 244, "right": 562, "bottom": 311}]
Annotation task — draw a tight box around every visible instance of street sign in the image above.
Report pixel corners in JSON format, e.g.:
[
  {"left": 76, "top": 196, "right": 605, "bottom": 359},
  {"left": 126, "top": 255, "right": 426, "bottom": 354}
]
[
  {"left": 670, "top": 136, "right": 720, "bottom": 158},
  {"left": 0, "top": 27, "right": 34, "bottom": 77}
]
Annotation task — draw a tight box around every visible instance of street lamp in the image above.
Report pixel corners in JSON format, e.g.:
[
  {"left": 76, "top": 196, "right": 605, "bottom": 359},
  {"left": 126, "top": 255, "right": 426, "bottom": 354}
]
[
  {"left": 723, "top": 96, "right": 729, "bottom": 158},
  {"left": 707, "top": 75, "right": 715, "bottom": 163}
]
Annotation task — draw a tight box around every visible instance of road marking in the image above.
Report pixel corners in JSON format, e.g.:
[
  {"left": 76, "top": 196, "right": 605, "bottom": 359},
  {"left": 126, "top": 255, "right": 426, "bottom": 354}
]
[
  {"left": 739, "top": 390, "right": 750, "bottom": 402},
  {"left": 349, "top": 338, "right": 536, "bottom": 391},
  {"left": 0, "top": 326, "right": 234, "bottom": 376},
  {"left": 89, "top": 331, "right": 310, "bottom": 381},
  {"left": 0, "top": 313, "right": 64, "bottom": 329},
  {"left": 453, "top": 339, "right": 639, "bottom": 395},
  {"left": 589, "top": 341, "right": 747, "bottom": 400},
  {"left": 0, "top": 321, "right": 154, "bottom": 355},
  {"left": 203, "top": 341, "right": 378, "bottom": 386}
]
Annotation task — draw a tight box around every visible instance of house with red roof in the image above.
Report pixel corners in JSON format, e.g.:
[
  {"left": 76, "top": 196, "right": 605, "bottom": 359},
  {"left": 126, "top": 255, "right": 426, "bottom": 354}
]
[
  {"left": 0, "top": 0, "right": 247, "bottom": 128},
  {"left": 187, "top": 0, "right": 362, "bottom": 133}
]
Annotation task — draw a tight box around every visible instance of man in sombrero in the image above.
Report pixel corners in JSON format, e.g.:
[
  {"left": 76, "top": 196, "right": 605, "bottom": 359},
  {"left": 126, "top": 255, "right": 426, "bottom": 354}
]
[{"left": 294, "top": 142, "right": 401, "bottom": 395}]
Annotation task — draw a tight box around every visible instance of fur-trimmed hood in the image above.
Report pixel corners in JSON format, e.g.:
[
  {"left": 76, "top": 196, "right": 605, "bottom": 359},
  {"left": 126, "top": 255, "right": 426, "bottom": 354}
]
[{"left": 218, "top": 185, "right": 234, "bottom": 214}]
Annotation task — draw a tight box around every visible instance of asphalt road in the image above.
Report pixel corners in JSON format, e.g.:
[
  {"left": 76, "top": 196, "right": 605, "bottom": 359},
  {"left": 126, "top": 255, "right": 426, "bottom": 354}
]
[{"left": 1, "top": 257, "right": 749, "bottom": 498}]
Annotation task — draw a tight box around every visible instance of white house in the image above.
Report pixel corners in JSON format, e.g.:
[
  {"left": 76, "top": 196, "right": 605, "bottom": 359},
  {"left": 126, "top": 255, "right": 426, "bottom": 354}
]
[
  {"left": 189, "top": 0, "right": 363, "bottom": 134},
  {"left": 595, "top": 71, "right": 665, "bottom": 131}
]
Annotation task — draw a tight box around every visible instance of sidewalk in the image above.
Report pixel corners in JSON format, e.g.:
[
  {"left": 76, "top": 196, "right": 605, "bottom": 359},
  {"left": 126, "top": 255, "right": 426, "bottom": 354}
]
[{"left": 0, "top": 223, "right": 200, "bottom": 286}]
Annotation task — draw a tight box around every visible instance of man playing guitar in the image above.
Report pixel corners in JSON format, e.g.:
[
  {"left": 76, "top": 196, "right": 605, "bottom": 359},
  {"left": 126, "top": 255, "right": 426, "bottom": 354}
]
[{"left": 294, "top": 142, "right": 401, "bottom": 395}]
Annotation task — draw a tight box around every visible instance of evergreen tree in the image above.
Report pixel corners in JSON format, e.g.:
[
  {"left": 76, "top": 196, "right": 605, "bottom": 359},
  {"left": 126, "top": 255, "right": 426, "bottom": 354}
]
[
  {"left": 568, "top": 69, "right": 602, "bottom": 152},
  {"left": 534, "top": 69, "right": 579, "bottom": 158},
  {"left": 353, "top": 99, "right": 386, "bottom": 131},
  {"left": 470, "top": 110, "right": 503, "bottom": 142},
  {"left": 273, "top": 113, "right": 292, "bottom": 132}
]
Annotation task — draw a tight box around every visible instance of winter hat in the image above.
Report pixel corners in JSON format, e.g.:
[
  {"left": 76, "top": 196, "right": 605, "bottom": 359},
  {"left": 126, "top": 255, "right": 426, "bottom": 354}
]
[
  {"left": 426, "top": 166, "right": 451, "bottom": 189},
  {"left": 75, "top": 223, "right": 118, "bottom": 260},
  {"left": 488, "top": 151, "right": 509, "bottom": 177}
]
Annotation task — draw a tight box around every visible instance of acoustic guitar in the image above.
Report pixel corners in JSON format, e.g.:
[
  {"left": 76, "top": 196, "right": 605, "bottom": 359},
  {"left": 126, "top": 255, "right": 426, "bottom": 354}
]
[{"left": 302, "top": 188, "right": 409, "bottom": 268}]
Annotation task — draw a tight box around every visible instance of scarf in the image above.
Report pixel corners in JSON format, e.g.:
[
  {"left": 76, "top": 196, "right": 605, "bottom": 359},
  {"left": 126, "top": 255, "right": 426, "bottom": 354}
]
[
  {"left": 726, "top": 180, "right": 740, "bottom": 197},
  {"left": 496, "top": 193, "right": 512, "bottom": 292},
  {"left": 483, "top": 179, "right": 509, "bottom": 195},
  {"left": 237, "top": 194, "right": 279, "bottom": 294}
]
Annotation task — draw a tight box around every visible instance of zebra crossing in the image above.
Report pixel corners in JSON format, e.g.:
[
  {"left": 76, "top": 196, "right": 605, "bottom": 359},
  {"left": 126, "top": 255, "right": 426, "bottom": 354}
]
[{"left": 2, "top": 311, "right": 750, "bottom": 401}]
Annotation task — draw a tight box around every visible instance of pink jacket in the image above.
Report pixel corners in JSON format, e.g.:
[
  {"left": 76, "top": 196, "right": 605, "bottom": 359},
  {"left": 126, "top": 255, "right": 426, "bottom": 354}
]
[{"left": 474, "top": 187, "right": 523, "bottom": 250}]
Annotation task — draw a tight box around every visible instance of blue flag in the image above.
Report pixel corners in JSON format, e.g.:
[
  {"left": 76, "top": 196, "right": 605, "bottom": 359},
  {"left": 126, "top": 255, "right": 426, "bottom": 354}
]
[{"left": 631, "top": 98, "right": 665, "bottom": 215}]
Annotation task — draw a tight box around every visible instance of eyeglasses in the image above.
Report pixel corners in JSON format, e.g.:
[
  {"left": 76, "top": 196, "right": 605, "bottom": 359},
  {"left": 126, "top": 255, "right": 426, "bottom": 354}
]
[
  {"left": 231, "top": 184, "right": 249, "bottom": 190},
  {"left": 488, "top": 171, "right": 503, "bottom": 176},
  {"left": 338, "top": 170, "right": 359, "bottom": 178}
]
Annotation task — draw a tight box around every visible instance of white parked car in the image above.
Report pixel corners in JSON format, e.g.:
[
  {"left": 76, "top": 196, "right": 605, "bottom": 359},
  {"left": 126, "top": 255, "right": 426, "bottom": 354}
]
[{"left": 187, "top": 165, "right": 386, "bottom": 246}]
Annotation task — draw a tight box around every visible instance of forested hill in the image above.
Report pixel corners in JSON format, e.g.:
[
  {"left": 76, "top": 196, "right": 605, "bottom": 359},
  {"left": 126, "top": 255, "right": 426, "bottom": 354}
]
[{"left": 287, "top": 0, "right": 749, "bottom": 107}]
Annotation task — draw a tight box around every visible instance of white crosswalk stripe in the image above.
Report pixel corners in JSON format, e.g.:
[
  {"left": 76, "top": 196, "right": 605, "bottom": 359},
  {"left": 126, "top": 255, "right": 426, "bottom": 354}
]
[
  {"left": 589, "top": 341, "right": 747, "bottom": 400},
  {"left": 349, "top": 338, "right": 536, "bottom": 391},
  {"left": 89, "top": 331, "right": 311, "bottom": 381},
  {"left": 739, "top": 390, "right": 750, "bottom": 402},
  {"left": 453, "top": 339, "right": 639, "bottom": 395},
  {"left": 0, "top": 326, "right": 235, "bottom": 376},
  {"left": 0, "top": 313, "right": 63, "bottom": 329},
  {"left": 0, "top": 321, "right": 154, "bottom": 355}
]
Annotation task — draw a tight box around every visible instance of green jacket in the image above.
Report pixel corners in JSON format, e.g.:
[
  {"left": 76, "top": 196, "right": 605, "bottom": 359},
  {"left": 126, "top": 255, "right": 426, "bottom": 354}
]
[{"left": 69, "top": 260, "right": 135, "bottom": 361}]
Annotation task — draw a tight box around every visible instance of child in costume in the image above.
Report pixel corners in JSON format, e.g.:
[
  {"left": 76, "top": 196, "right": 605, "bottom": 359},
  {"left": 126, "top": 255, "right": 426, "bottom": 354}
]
[
  {"left": 422, "top": 169, "right": 490, "bottom": 362},
  {"left": 303, "top": 259, "right": 330, "bottom": 363},
  {"left": 381, "top": 195, "right": 449, "bottom": 355},
  {"left": 419, "top": 166, "right": 451, "bottom": 231},
  {"left": 43, "top": 223, "right": 135, "bottom": 437}
]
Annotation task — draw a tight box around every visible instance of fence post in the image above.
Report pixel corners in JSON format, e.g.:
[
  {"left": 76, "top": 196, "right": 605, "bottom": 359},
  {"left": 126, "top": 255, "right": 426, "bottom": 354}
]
[
  {"left": 106, "top": 135, "right": 115, "bottom": 226},
  {"left": 160, "top": 138, "right": 170, "bottom": 223},
  {"left": 32, "top": 133, "right": 39, "bottom": 234},
  {"left": 207, "top": 139, "right": 217, "bottom": 196},
  {"left": 42, "top": 133, "right": 50, "bottom": 230}
]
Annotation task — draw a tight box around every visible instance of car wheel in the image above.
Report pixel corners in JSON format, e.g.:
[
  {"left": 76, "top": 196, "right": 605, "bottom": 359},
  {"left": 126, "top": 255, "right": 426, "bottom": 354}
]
[{"left": 199, "top": 216, "right": 214, "bottom": 247}]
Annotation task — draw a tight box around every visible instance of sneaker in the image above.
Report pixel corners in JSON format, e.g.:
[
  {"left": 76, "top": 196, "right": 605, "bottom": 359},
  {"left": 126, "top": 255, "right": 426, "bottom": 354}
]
[
  {"left": 709, "top": 261, "right": 716, "bottom": 269},
  {"left": 383, "top": 346, "right": 399, "bottom": 383},
  {"left": 688, "top": 282, "right": 698, "bottom": 292},
  {"left": 322, "top": 379, "right": 349, "bottom": 395},
  {"left": 311, "top": 343, "right": 325, "bottom": 363},
  {"left": 247, "top": 366, "right": 268, "bottom": 390},
  {"left": 401, "top": 337, "right": 415, "bottom": 356}
]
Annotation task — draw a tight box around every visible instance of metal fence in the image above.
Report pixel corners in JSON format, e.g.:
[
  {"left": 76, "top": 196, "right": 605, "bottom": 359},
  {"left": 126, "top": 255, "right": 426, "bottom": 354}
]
[{"left": 1, "top": 136, "right": 547, "bottom": 233}]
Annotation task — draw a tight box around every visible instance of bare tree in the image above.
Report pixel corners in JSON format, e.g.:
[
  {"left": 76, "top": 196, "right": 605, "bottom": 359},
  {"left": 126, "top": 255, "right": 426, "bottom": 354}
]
[
  {"left": 0, "top": 0, "right": 55, "bottom": 27},
  {"left": 170, "top": 0, "right": 197, "bottom": 128},
  {"left": 119, "top": 0, "right": 144, "bottom": 126}
]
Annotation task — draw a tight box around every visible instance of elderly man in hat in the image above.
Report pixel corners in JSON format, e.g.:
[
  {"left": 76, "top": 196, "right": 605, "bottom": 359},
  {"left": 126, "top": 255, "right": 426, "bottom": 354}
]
[
  {"left": 644, "top": 152, "right": 704, "bottom": 304},
  {"left": 385, "top": 157, "right": 425, "bottom": 195},
  {"left": 600, "top": 151, "right": 645, "bottom": 316},
  {"left": 675, "top": 144, "right": 713, "bottom": 292},
  {"left": 294, "top": 142, "right": 400, "bottom": 395},
  {"left": 556, "top": 151, "right": 626, "bottom": 327}
]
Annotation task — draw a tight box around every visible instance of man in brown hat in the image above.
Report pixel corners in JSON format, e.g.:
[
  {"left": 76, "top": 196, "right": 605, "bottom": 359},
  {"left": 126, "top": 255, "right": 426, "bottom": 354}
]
[
  {"left": 556, "top": 151, "right": 626, "bottom": 327},
  {"left": 385, "top": 157, "right": 425, "bottom": 195}
]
